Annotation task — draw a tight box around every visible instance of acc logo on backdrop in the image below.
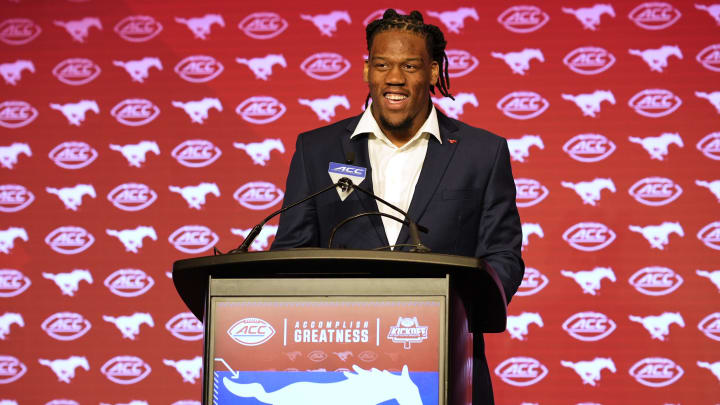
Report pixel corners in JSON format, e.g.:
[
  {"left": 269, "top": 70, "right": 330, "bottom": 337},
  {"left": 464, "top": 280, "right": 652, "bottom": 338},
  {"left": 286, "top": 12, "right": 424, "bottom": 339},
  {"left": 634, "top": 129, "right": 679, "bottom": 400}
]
[
  {"left": 174, "top": 55, "right": 223, "bottom": 83},
  {"left": 107, "top": 183, "right": 157, "bottom": 211},
  {"left": 497, "top": 91, "right": 549, "bottom": 120},
  {"left": 0, "top": 184, "right": 34, "bottom": 212},
  {"left": 562, "top": 311, "right": 616, "bottom": 341},
  {"left": 563, "top": 222, "right": 616, "bottom": 251},
  {"left": 697, "top": 132, "right": 720, "bottom": 160},
  {"left": 629, "top": 357, "right": 683, "bottom": 387},
  {"left": 45, "top": 226, "right": 94, "bottom": 255},
  {"left": 41, "top": 312, "right": 91, "bottom": 341},
  {"left": 172, "top": 140, "right": 222, "bottom": 167},
  {"left": 629, "top": 2, "right": 681, "bottom": 30},
  {"left": 104, "top": 269, "right": 154, "bottom": 297},
  {"left": 236, "top": 96, "right": 286, "bottom": 124},
  {"left": 228, "top": 318, "right": 275, "bottom": 346},
  {"left": 46, "top": 400, "right": 79, "bottom": 405},
  {"left": 564, "top": 46, "right": 615, "bottom": 75},
  {"left": 0, "top": 355, "right": 27, "bottom": 383},
  {"left": 300, "top": 52, "right": 351, "bottom": 80},
  {"left": 697, "top": 221, "right": 720, "bottom": 250},
  {"left": 698, "top": 312, "right": 720, "bottom": 341},
  {"left": 238, "top": 12, "right": 288, "bottom": 39},
  {"left": 516, "top": 267, "right": 548, "bottom": 296},
  {"left": 697, "top": 44, "right": 720, "bottom": 72},
  {"left": 628, "top": 89, "right": 682, "bottom": 117},
  {"left": 114, "top": 15, "right": 163, "bottom": 42},
  {"left": 111, "top": 99, "right": 160, "bottom": 126},
  {"left": 53, "top": 58, "right": 101, "bottom": 85},
  {"left": 101, "top": 355, "right": 151, "bottom": 384},
  {"left": 0, "top": 101, "right": 38, "bottom": 129},
  {"left": 497, "top": 5, "right": 549, "bottom": 33},
  {"left": 563, "top": 134, "right": 616, "bottom": 162},
  {"left": 166, "top": 312, "right": 203, "bottom": 341},
  {"left": 49, "top": 141, "right": 97, "bottom": 169},
  {"left": 514, "top": 178, "right": 548, "bottom": 207},
  {"left": 446, "top": 49, "right": 479, "bottom": 78},
  {"left": 628, "top": 177, "right": 682, "bottom": 206},
  {"left": 307, "top": 350, "right": 328, "bottom": 362},
  {"left": 168, "top": 225, "right": 219, "bottom": 254},
  {"left": 0, "top": 18, "right": 42, "bottom": 45},
  {"left": 561, "top": 4, "right": 616, "bottom": 30},
  {"left": 0, "top": 269, "right": 31, "bottom": 297},
  {"left": 0, "top": 142, "right": 31, "bottom": 170},
  {"left": 236, "top": 54, "right": 286, "bottom": 80},
  {"left": 629, "top": 266, "right": 683, "bottom": 296},
  {"left": 234, "top": 182, "right": 284, "bottom": 210},
  {"left": 494, "top": 356, "right": 548, "bottom": 386}
]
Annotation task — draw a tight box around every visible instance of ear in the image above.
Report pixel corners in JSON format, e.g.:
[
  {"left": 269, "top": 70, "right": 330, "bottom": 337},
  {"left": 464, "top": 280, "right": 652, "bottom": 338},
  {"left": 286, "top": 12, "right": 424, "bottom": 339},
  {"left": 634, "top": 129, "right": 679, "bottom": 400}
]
[
  {"left": 430, "top": 60, "right": 439, "bottom": 87},
  {"left": 363, "top": 59, "right": 369, "bottom": 83}
]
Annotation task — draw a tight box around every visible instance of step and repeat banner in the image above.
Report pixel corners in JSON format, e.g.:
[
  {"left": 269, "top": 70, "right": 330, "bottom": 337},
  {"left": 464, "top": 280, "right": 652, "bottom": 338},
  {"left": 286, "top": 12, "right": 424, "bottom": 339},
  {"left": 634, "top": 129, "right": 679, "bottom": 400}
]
[{"left": 1, "top": 0, "right": 718, "bottom": 404}]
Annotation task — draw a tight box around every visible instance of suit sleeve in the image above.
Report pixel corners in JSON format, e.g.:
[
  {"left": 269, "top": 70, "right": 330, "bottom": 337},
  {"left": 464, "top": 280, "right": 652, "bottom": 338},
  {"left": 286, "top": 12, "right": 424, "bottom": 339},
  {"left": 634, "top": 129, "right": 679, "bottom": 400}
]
[
  {"left": 270, "top": 134, "right": 320, "bottom": 249},
  {"left": 475, "top": 139, "right": 525, "bottom": 304}
]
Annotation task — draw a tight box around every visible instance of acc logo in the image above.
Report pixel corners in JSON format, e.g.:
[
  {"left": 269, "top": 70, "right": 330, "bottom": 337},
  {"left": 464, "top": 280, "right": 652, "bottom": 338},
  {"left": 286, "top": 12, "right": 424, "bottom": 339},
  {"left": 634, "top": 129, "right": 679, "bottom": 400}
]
[
  {"left": 46, "top": 400, "right": 80, "bottom": 405},
  {"left": 697, "top": 44, "right": 720, "bottom": 72},
  {"left": 446, "top": 49, "right": 479, "bottom": 78},
  {"left": 628, "top": 177, "right": 682, "bottom": 206},
  {"left": 697, "top": 132, "right": 720, "bottom": 161},
  {"left": 227, "top": 318, "right": 275, "bottom": 346},
  {"left": 300, "top": 52, "right": 351, "bottom": 80},
  {"left": 41, "top": 312, "right": 91, "bottom": 341},
  {"left": 101, "top": 355, "right": 152, "bottom": 384},
  {"left": 628, "top": 89, "right": 682, "bottom": 118},
  {"left": 497, "top": 91, "right": 549, "bottom": 120},
  {"left": 629, "top": 266, "right": 683, "bottom": 296},
  {"left": 45, "top": 226, "right": 94, "bottom": 255},
  {"left": 563, "top": 134, "right": 616, "bottom": 162},
  {"left": 238, "top": 12, "right": 288, "bottom": 39},
  {"left": 0, "top": 269, "right": 31, "bottom": 297},
  {"left": 629, "top": 357, "right": 683, "bottom": 387},
  {"left": 0, "top": 18, "right": 42, "bottom": 45},
  {"left": 697, "top": 221, "right": 720, "bottom": 250},
  {"left": 111, "top": 99, "right": 160, "bottom": 126},
  {"left": 114, "top": 15, "right": 163, "bottom": 42},
  {"left": 494, "top": 356, "right": 548, "bottom": 387},
  {"left": 497, "top": 5, "right": 549, "bottom": 33},
  {"left": 236, "top": 96, "right": 286, "bottom": 124},
  {"left": 517, "top": 267, "right": 548, "bottom": 296},
  {"left": 234, "top": 181, "right": 284, "bottom": 210},
  {"left": 562, "top": 311, "right": 616, "bottom": 342},
  {"left": 0, "top": 355, "right": 27, "bottom": 383},
  {"left": 0, "top": 101, "right": 38, "bottom": 129},
  {"left": 49, "top": 141, "right": 98, "bottom": 169},
  {"left": 563, "top": 47, "right": 616, "bottom": 75},
  {"left": 698, "top": 312, "right": 720, "bottom": 341},
  {"left": 165, "top": 312, "right": 203, "bottom": 341},
  {"left": 172, "top": 139, "right": 222, "bottom": 168},
  {"left": 629, "top": 2, "right": 681, "bottom": 30},
  {"left": 0, "top": 184, "right": 34, "bottom": 212},
  {"left": 53, "top": 58, "right": 101, "bottom": 85},
  {"left": 174, "top": 55, "right": 224, "bottom": 83},
  {"left": 104, "top": 269, "right": 154, "bottom": 297},
  {"left": 563, "top": 222, "right": 616, "bottom": 251},
  {"left": 107, "top": 183, "right": 157, "bottom": 211},
  {"left": 168, "top": 225, "right": 219, "bottom": 254},
  {"left": 307, "top": 350, "right": 327, "bottom": 362},
  {"left": 358, "top": 350, "right": 378, "bottom": 362},
  {"left": 515, "top": 178, "right": 549, "bottom": 207}
]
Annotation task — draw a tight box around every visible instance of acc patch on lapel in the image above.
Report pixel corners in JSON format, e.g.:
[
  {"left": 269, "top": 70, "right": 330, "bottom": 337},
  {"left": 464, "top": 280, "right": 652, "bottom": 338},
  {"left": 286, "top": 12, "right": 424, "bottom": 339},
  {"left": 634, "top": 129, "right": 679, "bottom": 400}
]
[{"left": 328, "top": 162, "right": 366, "bottom": 201}]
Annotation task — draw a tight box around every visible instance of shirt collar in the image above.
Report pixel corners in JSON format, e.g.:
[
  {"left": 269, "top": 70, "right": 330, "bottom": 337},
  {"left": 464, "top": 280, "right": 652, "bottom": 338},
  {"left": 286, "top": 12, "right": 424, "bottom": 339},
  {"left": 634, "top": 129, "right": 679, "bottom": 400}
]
[{"left": 350, "top": 104, "right": 442, "bottom": 146}]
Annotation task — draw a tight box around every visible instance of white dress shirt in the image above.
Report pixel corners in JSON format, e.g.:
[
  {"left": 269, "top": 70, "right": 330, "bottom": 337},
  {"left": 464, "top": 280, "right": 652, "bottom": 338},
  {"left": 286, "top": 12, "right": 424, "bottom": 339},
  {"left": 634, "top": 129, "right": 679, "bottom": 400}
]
[{"left": 350, "top": 105, "right": 441, "bottom": 247}]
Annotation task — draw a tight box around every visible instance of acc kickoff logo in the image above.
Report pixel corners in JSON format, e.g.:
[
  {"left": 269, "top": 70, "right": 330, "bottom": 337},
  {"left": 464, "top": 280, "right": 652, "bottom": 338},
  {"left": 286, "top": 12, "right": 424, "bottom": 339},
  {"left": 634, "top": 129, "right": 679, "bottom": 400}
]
[
  {"left": 698, "top": 312, "right": 720, "bottom": 341},
  {"left": 234, "top": 182, "right": 284, "bottom": 210},
  {"left": 168, "top": 225, "right": 219, "bottom": 254},
  {"left": 629, "top": 266, "right": 683, "bottom": 296},
  {"left": 238, "top": 12, "right": 288, "bottom": 39},
  {"left": 497, "top": 91, "right": 549, "bottom": 120},
  {"left": 104, "top": 269, "right": 154, "bottom": 297},
  {"left": 300, "top": 52, "right": 351, "bottom": 80},
  {"left": 387, "top": 316, "right": 428, "bottom": 349},
  {"left": 165, "top": 312, "right": 203, "bottom": 341},
  {"left": 41, "top": 312, "right": 91, "bottom": 341},
  {"left": 228, "top": 318, "right": 275, "bottom": 346},
  {"left": 107, "top": 183, "right": 157, "bottom": 211},
  {"left": 236, "top": 96, "right": 286, "bottom": 124},
  {"left": 563, "top": 222, "right": 616, "bottom": 251},
  {"left": 49, "top": 141, "right": 98, "bottom": 169},
  {"left": 562, "top": 311, "right": 616, "bottom": 342},
  {"left": 515, "top": 178, "right": 549, "bottom": 207},
  {"left": 628, "top": 89, "right": 681, "bottom": 118},
  {"left": 0, "top": 269, "right": 31, "bottom": 297},
  {"left": 0, "top": 18, "right": 42, "bottom": 45},
  {"left": 101, "top": 355, "right": 151, "bottom": 384},
  {"left": 0, "top": 101, "right": 38, "bottom": 129},
  {"left": 497, "top": 6, "right": 549, "bottom": 33},
  {"left": 697, "top": 221, "right": 720, "bottom": 250},
  {"left": 628, "top": 2, "right": 681, "bottom": 30},
  {"left": 494, "top": 356, "right": 548, "bottom": 387},
  {"left": 45, "top": 226, "right": 94, "bottom": 255},
  {"left": 114, "top": 15, "right": 163, "bottom": 42},
  {"left": 0, "top": 184, "right": 34, "bottom": 212},
  {"left": 629, "top": 357, "right": 683, "bottom": 387},
  {"left": 174, "top": 55, "right": 224, "bottom": 83},
  {"left": 517, "top": 267, "right": 548, "bottom": 296},
  {"left": 564, "top": 47, "right": 615, "bottom": 75},
  {"left": 111, "top": 99, "right": 160, "bottom": 126},
  {"left": 53, "top": 58, "right": 101, "bottom": 85},
  {"left": 446, "top": 49, "right": 479, "bottom": 78},
  {"left": 172, "top": 139, "right": 222, "bottom": 168},
  {"left": 697, "top": 44, "right": 720, "bottom": 72},
  {"left": 0, "top": 355, "right": 27, "bottom": 383},
  {"left": 628, "top": 177, "right": 682, "bottom": 206},
  {"left": 563, "top": 134, "right": 616, "bottom": 162}
]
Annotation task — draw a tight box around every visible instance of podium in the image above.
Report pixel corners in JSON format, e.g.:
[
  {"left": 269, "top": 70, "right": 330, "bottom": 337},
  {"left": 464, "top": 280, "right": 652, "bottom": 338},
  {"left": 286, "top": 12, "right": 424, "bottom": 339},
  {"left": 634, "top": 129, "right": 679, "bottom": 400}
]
[{"left": 173, "top": 249, "right": 507, "bottom": 405}]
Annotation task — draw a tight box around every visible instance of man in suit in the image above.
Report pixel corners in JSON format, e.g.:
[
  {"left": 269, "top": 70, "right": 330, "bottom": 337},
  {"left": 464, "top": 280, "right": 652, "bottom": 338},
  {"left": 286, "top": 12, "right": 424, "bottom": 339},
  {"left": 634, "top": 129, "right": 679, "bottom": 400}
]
[{"left": 271, "top": 9, "right": 523, "bottom": 404}]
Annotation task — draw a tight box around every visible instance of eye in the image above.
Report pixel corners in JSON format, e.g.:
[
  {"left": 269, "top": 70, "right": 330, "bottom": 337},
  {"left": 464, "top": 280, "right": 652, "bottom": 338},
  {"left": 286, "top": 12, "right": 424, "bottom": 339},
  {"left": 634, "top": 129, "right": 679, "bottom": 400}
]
[{"left": 403, "top": 64, "right": 417, "bottom": 71}]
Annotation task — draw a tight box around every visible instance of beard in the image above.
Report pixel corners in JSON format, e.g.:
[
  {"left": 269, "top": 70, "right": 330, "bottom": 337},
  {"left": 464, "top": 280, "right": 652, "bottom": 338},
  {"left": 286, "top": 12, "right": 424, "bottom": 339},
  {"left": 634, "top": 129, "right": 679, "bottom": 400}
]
[{"left": 378, "top": 112, "right": 413, "bottom": 133}]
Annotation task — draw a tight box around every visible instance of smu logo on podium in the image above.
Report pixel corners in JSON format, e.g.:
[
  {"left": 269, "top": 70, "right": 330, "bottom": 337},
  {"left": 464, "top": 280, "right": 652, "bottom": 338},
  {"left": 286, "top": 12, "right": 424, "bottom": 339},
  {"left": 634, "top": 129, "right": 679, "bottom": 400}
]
[
  {"left": 387, "top": 316, "right": 428, "bottom": 349},
  {"left": 101, "top": 355, "right": 152, "bottom": 384},
  {"left": 228, "top": 318, "right": 275, "bottom": 346},
  {"left": 41, "top": 312, "right": 91, "bottom": 341},
  {"left": 495, "top": 356, "right": 548, "bottom": 386},
  {"left": 563, "top": 222, "right": 616, "bottom": 251},
  {"left": 0, "top": 269, "right": 31, "bottom": 298},
  {"left": 562, "top": 311, "right": 616, "bottom": 341},
  {"left": 629, "top": 357, "right": 683, "bottom": 387},
  {"left": 0, "top": 355, "right": 27, "bottom": 383}
]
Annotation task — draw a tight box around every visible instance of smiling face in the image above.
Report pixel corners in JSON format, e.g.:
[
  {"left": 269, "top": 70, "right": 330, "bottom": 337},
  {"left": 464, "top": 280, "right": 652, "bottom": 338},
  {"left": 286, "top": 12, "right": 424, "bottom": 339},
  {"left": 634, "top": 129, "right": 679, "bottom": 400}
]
[{"left": 364, "top": 30, "right": 439, "bottom": 144}]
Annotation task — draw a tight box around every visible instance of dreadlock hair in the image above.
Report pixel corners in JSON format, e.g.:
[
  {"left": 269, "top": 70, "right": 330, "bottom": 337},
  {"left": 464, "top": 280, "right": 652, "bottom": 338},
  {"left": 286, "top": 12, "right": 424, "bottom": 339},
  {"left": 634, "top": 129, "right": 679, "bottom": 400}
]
[{"left": 364, "top": 9, "right": 454, "bottom": 108}]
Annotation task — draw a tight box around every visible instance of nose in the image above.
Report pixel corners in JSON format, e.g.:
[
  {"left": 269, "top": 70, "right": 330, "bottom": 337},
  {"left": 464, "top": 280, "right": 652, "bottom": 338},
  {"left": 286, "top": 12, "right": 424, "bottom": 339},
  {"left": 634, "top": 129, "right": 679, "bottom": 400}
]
[{"left": 385, "top": 65, "right": 405, "bottom": 85}]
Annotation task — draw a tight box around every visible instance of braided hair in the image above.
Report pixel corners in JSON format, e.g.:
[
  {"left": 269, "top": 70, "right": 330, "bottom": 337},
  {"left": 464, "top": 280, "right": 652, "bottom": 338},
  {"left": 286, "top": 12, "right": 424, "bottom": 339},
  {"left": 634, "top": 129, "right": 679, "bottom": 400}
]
[{"left": 365, "top": 9, "right": 454, "bottom": 105}]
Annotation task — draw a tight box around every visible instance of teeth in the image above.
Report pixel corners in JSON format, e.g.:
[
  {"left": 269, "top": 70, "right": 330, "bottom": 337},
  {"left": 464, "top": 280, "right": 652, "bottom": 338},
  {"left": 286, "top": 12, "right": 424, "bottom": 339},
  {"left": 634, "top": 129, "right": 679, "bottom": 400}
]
[{"left": 385, "top": 94, "right": 407, "bottom": 101}]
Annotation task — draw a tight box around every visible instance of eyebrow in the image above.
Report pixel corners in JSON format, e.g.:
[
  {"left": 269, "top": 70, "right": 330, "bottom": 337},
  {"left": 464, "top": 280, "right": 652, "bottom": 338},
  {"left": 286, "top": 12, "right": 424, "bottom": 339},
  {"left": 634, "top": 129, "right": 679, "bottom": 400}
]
[{"left": 370, "top": 56, "right": 424, "bottom": 62}]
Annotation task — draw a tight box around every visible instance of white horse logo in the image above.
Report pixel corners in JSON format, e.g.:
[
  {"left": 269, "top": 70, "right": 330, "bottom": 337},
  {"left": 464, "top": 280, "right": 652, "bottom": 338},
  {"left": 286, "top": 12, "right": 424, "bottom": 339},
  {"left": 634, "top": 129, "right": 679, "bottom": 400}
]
[
  {"left": 46, "top": 184, "right": 96, "bottom": 211},
  {"left": 427, "top": 7, "right": 479, "bottom": 33},
  {"left": 100, "top": 401, "right": 148, "bottom": 405},
  {"left": 628, "top": 133, "right": 683, "bottom": 160},
  {"left": 42, "top": 269, "right": 93, "bottom": 296},
  {"left": 231, "top": 225, "right": 279, "bottom": 251},
  {"left": 560, "top": 357, "right": 616, "bottom": 386},
  {"left": 696, "top": 4, "right": 720, "bottom": 25},
  {"left": 696, "top": 91, "right": 720, "bottom": 113},
  {"left": 233, "top": 139, "right": 285, "bottom": 166},
  {"left": 697, "top": 361, "right": 720, "bottom": 382},
  {"left": 109, "top": 141, "right": 160, "bottom": 167},
  {"left": 0, "top": 227, "right": 28, "bottom": 254},
  {"left": 0, "top": 60, "right": 35, "bottom": 85},
  {"left": 49, "top": 100, "right": 99, "bottom": 126},
  {"left": 175, "top": 14, "right": 225, "bottom": 39},
  {"left": 561, "top": 267, "right": 616, "bottom": 295},
  {"left": 561, "top": 178, "right": 616, "bottom": 206},
  {"left": 561, "top": 90, "right": 615, "bottom": 117},
  {"left": 629, "top": 222, "right": 684, "bottom": 250},
  {"left": 561, "top": 4, "right": 615, "bottom": 30},
  {"left": 236, "top": 54, "right": 287, "bottom": 81},
  {"left": 696, "top": 179, "right": 720, "bottom": 202},
  {"left": 113, "top": 57, "right": 163, "bottom": 83},
  {"left": 491, "top": 49, "right": 544, "bottom": 75},
  {"left": 163, "top": 356, "right": 202, "bottom": 383},
  {"left": 169, "top": 183, "right": 220, "bottom": 209},
  {"left": 697, "top": 269, "right": 720, "bottom": 292},
  {"left": 106, "top": 226, "right": 157, "bottom": 253},
  {"left": 300, "top": 11, "right": 351, "bottom": 36},
  {"left": 54, "top": 17, "right": 102, "bottom": 42},
  {"left": 432, "top": 92, "right": 478, "bottom": 119},
  {"left": 224, "top": 364, "right": 422, "bottom": 405},
  {"left": 629, "top": 312, "right": 685, "bottom": 340},
  {"left": 38, "top": 356, "right": 90, "bottom": 383},
  {"left": 298, "top": 95, "right": 350, "bottom": 122},
  {"left": 0, "top": 142, "right": 31, "bottom": 169},
  {"left": 507, "top": 135, "right": 544, "bottom": 162},
  {"left": 171, "top": 98, "right": 223, "bottom": 124},
  {"left": 103, "top": 312, "right": 154, "bottom": 340},
  {"left": 629, "top": 45, "right": 683, "bottom": 72},
  {"left": 521, "top": 223, "right": 543, "bottom": 250},
  {"left": 506, "top": 312, "right": 543, "bottom": 340},
  {"left": 0, "top": 312, "right": 24, "bottom": 339},
  {"left": 333, "top": 351, "right": 353, "bottom": 361}
]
